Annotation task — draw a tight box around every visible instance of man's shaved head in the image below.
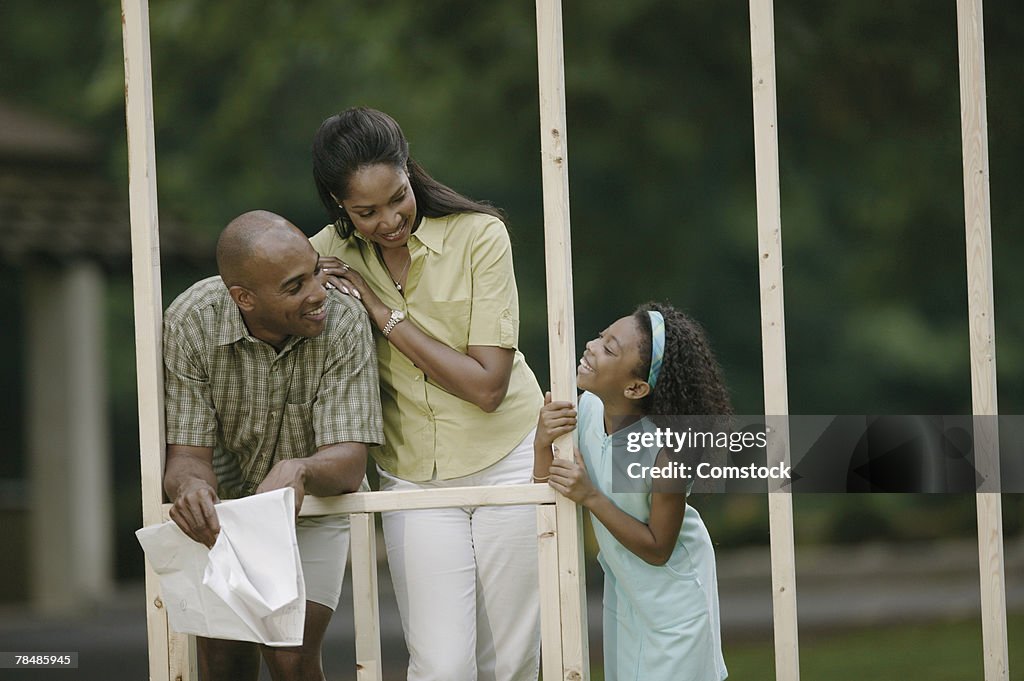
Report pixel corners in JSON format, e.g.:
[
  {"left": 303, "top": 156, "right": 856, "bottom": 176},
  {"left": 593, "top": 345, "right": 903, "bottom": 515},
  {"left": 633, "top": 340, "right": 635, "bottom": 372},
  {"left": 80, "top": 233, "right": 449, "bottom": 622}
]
[
  {"left": 216, "top": 210, "right": 307, "bottom": 288},
  {"left": 214, "top": 210, "right": 328, "bottom": 348}
]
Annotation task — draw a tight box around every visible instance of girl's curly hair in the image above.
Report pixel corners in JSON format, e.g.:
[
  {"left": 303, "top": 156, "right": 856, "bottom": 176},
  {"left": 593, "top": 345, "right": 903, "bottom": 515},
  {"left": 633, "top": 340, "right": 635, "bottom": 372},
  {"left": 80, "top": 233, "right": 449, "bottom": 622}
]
[{"left": 631, "top": 302, "right": 733, "bottom": 425}]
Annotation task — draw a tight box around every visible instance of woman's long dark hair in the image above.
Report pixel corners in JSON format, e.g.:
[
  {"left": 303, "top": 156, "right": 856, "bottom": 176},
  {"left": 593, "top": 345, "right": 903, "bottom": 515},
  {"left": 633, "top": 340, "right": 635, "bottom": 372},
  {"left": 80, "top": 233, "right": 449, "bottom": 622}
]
[{"left": 312, "top": 107, "right": 504, "bottom": 238}]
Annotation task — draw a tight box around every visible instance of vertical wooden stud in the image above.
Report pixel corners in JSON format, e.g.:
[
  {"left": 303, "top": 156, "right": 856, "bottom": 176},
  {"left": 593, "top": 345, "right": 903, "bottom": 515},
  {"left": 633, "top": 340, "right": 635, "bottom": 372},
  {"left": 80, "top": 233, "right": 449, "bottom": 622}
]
[
  {"left": 956, "top": 1, "right": 1009, "bottom": 679},
  {"left": 350, "top": 513, "right": 383, "bottom": 681},
  {"left": 121, "top": 1, "right": 187, "bottom": 679},
  {"left": 537, "top": 505, "right": 565, "bottom": 681},
  {"left": 749, "top": 1, "right": 800, "bottom": 679},
  {"left": 535, "top": 0, "right": 590, "bottom": 677}
]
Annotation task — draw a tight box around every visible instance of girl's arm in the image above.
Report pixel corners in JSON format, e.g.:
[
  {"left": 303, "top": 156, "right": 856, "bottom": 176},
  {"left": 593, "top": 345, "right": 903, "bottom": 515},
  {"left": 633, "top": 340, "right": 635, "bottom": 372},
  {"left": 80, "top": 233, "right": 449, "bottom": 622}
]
[
  {"left": 533, "top": 392, "right": 577, "bottom": 481},
  {"left": 549, "top": 449, "right": 685, "bottom": 566}
]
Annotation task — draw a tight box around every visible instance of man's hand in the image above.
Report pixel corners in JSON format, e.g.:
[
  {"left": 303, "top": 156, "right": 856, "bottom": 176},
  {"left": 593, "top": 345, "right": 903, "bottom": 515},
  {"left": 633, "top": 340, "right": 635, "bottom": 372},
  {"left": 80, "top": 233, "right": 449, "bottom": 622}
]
[
  {"left": 255, "top": 458, "right": 308, "bottom": 516},
  {"left": 164, "top": 444, "right": 220, "bottom": 547},
  {"left": 169, "top": 478, "right": 221, "bottom": 547}
]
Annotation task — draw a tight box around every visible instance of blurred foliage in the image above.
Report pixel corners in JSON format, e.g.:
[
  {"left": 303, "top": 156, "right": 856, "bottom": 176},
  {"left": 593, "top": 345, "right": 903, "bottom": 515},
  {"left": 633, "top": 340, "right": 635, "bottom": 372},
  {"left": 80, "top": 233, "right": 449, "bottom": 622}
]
[
  {"left": 722, "top": 613, "right": 1024, "bottom": 681},
  {"left": 2, "top": 0, "right": 1023, "bottom": 578}
]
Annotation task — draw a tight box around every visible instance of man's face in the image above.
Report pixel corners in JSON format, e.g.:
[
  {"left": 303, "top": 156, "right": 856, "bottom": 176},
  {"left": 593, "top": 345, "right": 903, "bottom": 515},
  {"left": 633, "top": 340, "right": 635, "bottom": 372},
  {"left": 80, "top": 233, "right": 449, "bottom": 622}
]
[{"left": 242, "top": 234, "right": 329, "bottom": 348}]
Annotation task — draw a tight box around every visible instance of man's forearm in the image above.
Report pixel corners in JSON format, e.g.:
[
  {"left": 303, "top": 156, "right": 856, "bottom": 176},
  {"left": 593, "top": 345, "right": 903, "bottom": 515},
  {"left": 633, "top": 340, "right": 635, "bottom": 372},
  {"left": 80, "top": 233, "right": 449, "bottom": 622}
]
[
  {"left": 164, "top": 445, "right": 218, "bottom": 501},
  {"left": 301, "top": 443, "right": 369, "bottom": 496}
]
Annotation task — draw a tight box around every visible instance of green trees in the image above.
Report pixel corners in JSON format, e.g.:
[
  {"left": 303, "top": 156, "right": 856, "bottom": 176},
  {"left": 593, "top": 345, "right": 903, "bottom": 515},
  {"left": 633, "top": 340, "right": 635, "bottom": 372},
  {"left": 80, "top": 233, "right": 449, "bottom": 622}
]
[
  {"left": 3, "top": 0, "right": 1022, "bottom": 560},
  {"left": 7, "top": 0, "right": 1021, "bottom": 413}
]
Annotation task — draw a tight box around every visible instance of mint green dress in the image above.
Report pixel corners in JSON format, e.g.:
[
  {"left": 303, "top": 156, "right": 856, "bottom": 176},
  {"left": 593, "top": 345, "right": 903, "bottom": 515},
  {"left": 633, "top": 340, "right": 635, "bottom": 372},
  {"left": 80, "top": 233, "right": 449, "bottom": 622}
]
[{"left": 577, "top": 391, "right": 728, "bottom": 681}]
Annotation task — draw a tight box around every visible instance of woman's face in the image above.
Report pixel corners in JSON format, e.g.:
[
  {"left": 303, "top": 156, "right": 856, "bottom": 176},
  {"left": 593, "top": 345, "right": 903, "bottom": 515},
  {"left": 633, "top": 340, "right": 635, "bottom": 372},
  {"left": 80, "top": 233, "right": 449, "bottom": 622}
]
[{"left": 340, "top": 163, "right": 418, "bottom": 249}]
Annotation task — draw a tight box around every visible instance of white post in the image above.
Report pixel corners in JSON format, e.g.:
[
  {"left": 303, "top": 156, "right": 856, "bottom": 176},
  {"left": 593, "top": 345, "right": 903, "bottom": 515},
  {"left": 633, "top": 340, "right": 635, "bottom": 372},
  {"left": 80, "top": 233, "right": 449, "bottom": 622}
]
[
  {"left": 121, "top": 1, "right": 189, "bottom": 679},
  {"left": 537, "top": 505, "right": 565, "bottom": 681},
  {"left": 749, "top": 1, "right": 799, "bottom": 679},
  {"left": 535, "top": 0, "right": 589, "bottom": 677},
  {"left": 27, "top": 263, "right": 113, "bottom": 613},
  {"left": 350, "top": 513, "right": 383, "bottom": 681},
  {"left": 955, "top": 1, "right": 1009, "bottom": 679}
]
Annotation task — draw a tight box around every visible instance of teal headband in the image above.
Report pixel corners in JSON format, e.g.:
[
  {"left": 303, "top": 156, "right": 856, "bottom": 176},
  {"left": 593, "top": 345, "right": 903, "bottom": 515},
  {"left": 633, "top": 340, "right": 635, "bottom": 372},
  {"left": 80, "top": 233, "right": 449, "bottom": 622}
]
[{"left": 647, "top": 310, "right": 665, "bottom": 388}]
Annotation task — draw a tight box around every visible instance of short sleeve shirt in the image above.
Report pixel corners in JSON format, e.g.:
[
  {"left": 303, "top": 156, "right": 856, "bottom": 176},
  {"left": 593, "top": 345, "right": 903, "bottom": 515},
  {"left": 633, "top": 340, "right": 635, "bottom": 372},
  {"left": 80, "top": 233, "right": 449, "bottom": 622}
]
[
  {"left": 163, "top": 276, "right": 384, "bottom": 498},
  {"left": 310, "top": 213, "right": 543, "bottom": 481}
]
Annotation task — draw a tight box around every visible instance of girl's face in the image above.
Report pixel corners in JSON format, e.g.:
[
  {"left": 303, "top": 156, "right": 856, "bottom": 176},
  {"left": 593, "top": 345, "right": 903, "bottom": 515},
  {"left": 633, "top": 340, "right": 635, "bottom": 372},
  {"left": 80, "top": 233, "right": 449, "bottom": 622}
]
[
  {"left": 340, "top": 163, "right": 418, "bottom": 249},
  {"left": 577, "top": 315, "right": 649, "bottom": 401}
]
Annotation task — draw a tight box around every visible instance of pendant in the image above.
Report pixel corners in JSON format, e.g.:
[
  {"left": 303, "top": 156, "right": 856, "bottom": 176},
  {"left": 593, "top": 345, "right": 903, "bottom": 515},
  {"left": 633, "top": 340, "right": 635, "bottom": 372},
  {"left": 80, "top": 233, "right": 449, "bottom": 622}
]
[{"left": 395, "top": 282, "right": 403, "bottom": 292}]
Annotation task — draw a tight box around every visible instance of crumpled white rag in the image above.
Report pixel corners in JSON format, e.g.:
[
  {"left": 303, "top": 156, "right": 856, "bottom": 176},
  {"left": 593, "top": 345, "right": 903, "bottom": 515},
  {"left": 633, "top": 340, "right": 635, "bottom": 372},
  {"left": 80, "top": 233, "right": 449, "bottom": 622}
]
[{"left": 136, "top": 487, "right": 306, "bottom": 646}]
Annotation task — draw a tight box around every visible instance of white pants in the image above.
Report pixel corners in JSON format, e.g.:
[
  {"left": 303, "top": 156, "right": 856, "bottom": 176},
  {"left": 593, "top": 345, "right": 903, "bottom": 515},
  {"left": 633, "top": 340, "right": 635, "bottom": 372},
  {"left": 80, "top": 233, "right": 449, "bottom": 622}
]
[{"left": 378, "top": 431, "right": 540, "bottom": 681}]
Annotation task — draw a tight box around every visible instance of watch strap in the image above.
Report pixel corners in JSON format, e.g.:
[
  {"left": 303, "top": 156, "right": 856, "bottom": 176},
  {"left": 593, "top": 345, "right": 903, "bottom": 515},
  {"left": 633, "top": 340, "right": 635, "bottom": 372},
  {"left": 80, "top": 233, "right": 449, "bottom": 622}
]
[{"left": 383, "top": 309, "right": 403, "bottom": 337}]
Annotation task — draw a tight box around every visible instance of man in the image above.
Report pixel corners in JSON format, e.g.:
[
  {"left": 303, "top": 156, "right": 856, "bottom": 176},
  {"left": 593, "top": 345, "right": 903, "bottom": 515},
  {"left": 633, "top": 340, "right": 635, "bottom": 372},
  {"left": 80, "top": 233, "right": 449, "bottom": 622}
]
[{"left": 163, "top": 210, "right": 383, "bottom": 680}]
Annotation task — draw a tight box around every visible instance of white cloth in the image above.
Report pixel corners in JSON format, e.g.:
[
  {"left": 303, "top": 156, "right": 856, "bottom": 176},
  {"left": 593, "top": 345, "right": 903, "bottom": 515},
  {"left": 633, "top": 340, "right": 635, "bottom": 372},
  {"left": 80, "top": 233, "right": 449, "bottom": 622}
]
[
  {"left": 378, "top": 431, "right": 540, "bottom": 681},
  {"left": 136, "top": 488, "right": 306, "bottom": 646}
]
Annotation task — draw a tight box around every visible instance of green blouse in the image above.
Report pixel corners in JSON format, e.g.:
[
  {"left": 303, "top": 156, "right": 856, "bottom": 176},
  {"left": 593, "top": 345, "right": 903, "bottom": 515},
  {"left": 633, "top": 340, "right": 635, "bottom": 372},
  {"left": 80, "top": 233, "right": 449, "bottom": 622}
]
[{"left": 310, "top": 212, "right": 543, "bottom": 481}]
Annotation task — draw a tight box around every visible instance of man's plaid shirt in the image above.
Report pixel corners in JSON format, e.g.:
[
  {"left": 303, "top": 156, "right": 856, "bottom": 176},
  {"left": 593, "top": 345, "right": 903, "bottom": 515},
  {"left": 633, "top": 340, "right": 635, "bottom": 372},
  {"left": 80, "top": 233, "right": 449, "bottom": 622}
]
[{"left": 163, "top": 276, "right": 383, "bottom": 498}]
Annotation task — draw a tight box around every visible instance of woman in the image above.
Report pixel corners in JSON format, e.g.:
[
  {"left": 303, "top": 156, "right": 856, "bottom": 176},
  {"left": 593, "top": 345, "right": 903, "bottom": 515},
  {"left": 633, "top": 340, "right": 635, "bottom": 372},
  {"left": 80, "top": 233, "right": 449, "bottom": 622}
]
[{"left": 310, "top": 107, "right": 543, "bottom": 681}]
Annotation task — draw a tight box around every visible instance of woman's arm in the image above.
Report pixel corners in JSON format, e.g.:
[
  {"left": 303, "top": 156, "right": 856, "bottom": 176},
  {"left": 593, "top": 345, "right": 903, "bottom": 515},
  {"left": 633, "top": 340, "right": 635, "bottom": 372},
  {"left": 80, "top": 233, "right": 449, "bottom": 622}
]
[
  {"left": 549, "top": 449, "right": 685, "bottom": 566},
  {"left": 379, "top": 310, "right": 514, "bottom": 413},
  {"left": 320, "top": 236, "right": 516, "bottom": 411}
]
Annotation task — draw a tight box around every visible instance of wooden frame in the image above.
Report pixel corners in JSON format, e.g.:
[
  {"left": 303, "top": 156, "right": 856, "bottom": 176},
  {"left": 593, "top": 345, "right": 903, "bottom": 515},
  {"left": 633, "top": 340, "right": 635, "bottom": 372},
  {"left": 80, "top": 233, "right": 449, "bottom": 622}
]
[
  {"left": 746, "top": 1, "right": 1009, "bottom": 680},
  {"left": 350, "top": 513, "right": 382, "bottom": 681},
  {"left": 748, "top": 2, "right": 800, "bottom": 680},
  {"left": 121, "top": 2, "right": 195, "bottom": 679},
  {"left": 124, "top": 0, "right": 1011, "bottom": 679},
  {"left": 956, "top": 1, "right": 1009, "bottom": 679},
  {"left": 152, "top": 487, "right": 570, "bottom": 679},
  {"left": 535, "top": 1, "right": 591, "bottom": 676},
  {"left": 155, "top": 485, "right": 571, "bottom": 679},
  {"left": 122, "top": 0, "right": 588, "bottom": 678}
]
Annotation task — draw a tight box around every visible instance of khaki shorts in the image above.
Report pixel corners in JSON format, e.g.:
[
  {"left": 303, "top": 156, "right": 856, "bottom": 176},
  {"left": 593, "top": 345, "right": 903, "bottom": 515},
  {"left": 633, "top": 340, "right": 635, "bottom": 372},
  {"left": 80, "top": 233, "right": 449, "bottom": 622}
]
[{"left": 295, "top": 514, "right": 350, "bottom": 610}]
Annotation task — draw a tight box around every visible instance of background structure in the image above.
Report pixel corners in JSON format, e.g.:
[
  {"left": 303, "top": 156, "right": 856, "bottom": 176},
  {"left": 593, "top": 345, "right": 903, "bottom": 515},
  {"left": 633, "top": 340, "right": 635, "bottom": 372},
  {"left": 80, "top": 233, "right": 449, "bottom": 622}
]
[{"left": 0, "top": 1, "right": 1022, "bottom": 679}]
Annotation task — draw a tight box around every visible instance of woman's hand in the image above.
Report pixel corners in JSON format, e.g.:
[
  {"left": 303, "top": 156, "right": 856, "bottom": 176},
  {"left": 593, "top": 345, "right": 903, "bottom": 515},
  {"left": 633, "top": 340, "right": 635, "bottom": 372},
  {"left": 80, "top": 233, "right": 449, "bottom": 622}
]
[
  {"left": 536, "top": 392, "right": 577, "bottom": 450},
  {"left": 320, "top": 256, "right": 389, "bottom": 328},
  {"left": 548, "top": 448, "right": 598, "bottom": 506}
]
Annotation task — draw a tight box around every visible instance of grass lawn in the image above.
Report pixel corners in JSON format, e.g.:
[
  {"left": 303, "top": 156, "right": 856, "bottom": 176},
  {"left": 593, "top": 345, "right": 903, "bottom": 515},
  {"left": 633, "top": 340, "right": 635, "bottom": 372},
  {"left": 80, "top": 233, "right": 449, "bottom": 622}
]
[
  {"left": 583, "top": 613, "right": 1024, "bottom": 680},
  {"left": 723, "top": 613, "right": 1024, "bottom": 680}
]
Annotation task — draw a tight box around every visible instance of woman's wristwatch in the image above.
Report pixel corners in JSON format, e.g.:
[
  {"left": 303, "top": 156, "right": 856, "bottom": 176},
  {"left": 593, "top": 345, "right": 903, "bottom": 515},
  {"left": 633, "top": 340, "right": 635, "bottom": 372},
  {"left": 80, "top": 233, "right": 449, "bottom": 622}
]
[{"left": 382, "top": 308, "right": 406, "bottom": 337}]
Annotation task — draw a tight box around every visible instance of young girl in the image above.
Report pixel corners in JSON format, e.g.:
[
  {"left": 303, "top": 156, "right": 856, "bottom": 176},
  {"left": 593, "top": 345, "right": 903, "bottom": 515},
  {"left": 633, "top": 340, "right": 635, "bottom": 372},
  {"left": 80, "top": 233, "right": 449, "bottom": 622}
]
[{"left": 534, "top": 302, "right": 730, "bottom": 681}]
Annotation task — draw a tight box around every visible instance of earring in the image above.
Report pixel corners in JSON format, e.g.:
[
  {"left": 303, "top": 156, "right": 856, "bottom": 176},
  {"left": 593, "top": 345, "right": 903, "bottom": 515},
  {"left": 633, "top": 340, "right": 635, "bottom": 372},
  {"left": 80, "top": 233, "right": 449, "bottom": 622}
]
[{"left": 336, "top": 208, "right": 350, "bottom": 227}]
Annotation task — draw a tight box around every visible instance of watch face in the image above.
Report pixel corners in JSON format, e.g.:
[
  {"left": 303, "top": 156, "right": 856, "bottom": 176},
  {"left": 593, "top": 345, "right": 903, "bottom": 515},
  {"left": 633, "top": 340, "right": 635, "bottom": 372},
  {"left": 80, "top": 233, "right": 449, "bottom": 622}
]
[{"left": 384, "top": 308, "right": 405, "bottom": 337}]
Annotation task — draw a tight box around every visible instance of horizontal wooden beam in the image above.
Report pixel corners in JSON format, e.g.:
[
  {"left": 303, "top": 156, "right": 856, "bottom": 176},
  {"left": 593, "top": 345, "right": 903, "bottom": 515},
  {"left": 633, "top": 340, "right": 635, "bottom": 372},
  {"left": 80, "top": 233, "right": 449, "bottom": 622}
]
[{"left": 160, "top": 484, "right": 558, "bottom": 521}]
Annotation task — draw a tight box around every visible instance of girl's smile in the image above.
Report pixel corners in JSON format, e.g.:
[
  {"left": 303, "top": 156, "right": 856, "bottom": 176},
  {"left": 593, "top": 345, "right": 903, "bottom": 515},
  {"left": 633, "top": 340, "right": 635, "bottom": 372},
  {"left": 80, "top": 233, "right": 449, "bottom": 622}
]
[{"left": 576, "top": 315, "right": 648, "bottom": 406}]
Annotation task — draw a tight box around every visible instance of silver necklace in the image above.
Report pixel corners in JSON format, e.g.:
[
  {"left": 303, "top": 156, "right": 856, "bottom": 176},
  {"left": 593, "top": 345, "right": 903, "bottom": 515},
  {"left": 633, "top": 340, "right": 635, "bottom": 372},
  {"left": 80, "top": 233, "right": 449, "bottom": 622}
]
[{"left": 388, "top": 255, "right": 411, "bottom": 291}]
